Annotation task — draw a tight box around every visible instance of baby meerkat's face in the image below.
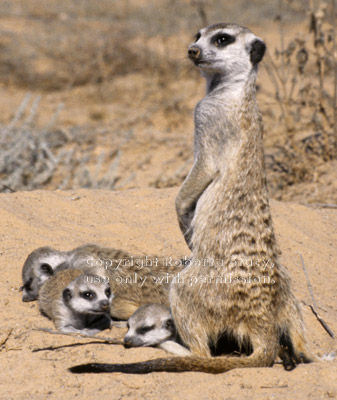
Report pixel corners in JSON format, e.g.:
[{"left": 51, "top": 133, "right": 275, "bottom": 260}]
[
  {"left": 21, "top": 247, "right": 67, "bottom": 302},
  {"left": 63, "top": 275, "right": 112, "bottom": 315},
  {"left": 188, "top": 23, "right": 266, "bottom": 78},
  {"left": 124, "top": 304, "right": 175, "bottom": 348}
]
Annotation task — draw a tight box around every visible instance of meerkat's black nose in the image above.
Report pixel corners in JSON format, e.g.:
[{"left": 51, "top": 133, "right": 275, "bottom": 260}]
[
  {"left": 188, "top": 47, "right": 201, "bottom": 61},
  {"left": 100, "top": 300, "right": 110, "bottom": 310},
  {"left": 124, "top": 338, "right": 133, "bottom": 348}
]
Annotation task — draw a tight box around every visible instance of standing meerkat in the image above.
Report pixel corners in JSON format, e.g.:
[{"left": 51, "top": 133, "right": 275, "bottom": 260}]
[
  {"left": 70, "top": 23, "right": 313, "bottom": 374},
  {"left": 124, "top": 304, "right": 191, "bottom": 356},
  {"left": 39, "top": 269, "right": 112, "bottom": 335}
]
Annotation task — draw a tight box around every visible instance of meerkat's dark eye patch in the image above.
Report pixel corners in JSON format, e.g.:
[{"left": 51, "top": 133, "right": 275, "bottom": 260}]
[
  {"left": 211, "top": 33, "right": 235, "bottom": 48},
  {"left": 80, "top": 290, "right": 96, "bottom": 300},
  {"left": 194, "top": 32, "right": 201, "bottom": 42},
  {"left": 136, "top": 325, "right": 155, "bottom": 335}
]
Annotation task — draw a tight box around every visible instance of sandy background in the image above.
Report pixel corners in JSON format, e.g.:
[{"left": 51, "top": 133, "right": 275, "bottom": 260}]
[{"left": 0, "top": 188, "right": 336, "bottom": 400}]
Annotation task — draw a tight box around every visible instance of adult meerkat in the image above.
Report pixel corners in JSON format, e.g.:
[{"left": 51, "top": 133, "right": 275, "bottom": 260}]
[
  {"left": 39, "top": 269, "right": 112, "bottom": 334},
  {"left": 124, "top": 304, "right": 191, "bottom": 356},
  {"left": 70, "top": 23, "right": 313, "bottom": 374}
]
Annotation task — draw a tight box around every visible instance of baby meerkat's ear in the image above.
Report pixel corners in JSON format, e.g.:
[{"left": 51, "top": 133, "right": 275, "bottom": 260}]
[
  {"left": 165, "top": 318, "right": 175, "bottom": 332},
  {"left": 40, "top": 263, "right": 54, "bottom": 276},
  {"left": 250, "top": 39, "right": 266, "bottom": 65},
  {"left": 63, "top": 288, "right": 72, "bottom": 302}
]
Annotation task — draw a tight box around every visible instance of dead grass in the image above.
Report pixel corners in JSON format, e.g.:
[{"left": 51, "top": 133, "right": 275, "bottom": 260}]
[
  {"left": 0, "top": 95, "right": 125, "bottom": 191},
  {"left": 0, "top": 0, "right": 335, "bottom": 203},
  {"left": 263, "top": 0, "right": 337, "bottom": 199}
]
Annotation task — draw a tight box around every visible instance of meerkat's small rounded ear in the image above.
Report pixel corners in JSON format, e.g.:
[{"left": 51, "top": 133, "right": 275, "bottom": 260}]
[
  {"left": 250, "top": 39, "right": 266, "bottom": 65},
  {"left": 165, "top": 318, "right": 175, "bottom": 331},
  {"left": 63, "top": 288, "right": 72, "bottom": 302},
  {"left": 40, "top": 263, "right": 53, "bottom": 276}
]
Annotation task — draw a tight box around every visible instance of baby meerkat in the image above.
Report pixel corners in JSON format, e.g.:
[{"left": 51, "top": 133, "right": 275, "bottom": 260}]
[
  {"left": 124, "top": 304, "right": 191, "bottom": 356},
  {"left": 21, "top": 244, "right": 185, "bottom": 313},
  {"left": 39, "top": 269, "right": 112, "bottom": 335},
  {"left": 20, "top": 244, "right": 133, "bottom": 302},
  {"left": 70, "top": 23, "right": 313, "bottom": 374},
  {"left": 21, "top": 246, "right": 69, "bottom": 302},
  {"left": 62, "top": 245, "right": 186, "bottom": 321}
]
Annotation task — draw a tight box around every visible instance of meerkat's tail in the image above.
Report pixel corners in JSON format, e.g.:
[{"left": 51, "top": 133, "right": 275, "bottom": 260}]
[{"left": 69, "top": 350, "right": 276, "bottom": 374}]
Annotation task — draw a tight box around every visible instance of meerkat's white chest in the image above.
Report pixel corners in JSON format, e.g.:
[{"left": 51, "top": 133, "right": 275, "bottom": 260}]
[{"left": 194, "top": 96, "right": 241, "bottom": 168}]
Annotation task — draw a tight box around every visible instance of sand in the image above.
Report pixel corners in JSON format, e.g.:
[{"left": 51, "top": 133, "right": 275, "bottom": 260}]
[{"left": 0, "top": 187, "right": 336, "bottom": 399}]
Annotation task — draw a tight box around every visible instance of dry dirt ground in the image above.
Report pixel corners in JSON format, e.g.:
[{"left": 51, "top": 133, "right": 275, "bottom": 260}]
[{"left": 0, "top": 188, "right": 336, "bottom": 400}]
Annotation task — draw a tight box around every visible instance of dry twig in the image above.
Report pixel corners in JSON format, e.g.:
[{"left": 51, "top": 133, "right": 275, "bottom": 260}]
[
  {"left": 34, "top": 327, "right": 124, "bottom": 344},
  {"left": 298, "top": 253, "right": 335, "bottom": 338}
]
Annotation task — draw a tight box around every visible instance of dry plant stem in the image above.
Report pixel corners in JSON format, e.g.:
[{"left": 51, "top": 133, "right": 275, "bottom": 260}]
[
  {"left": 34, "top": 328, "right": 124, "bottom": 344},
  {"left": 0, "top": 183, "right": 16, "bottom": 193},
  {"left": 264, "top": 54, "right": 289, "bottom": 129},
  {"left": 310, "top": 2, "right": 332, "bottom": 158},
  {"left": 276, "top": 0, "right": 294, "bottom": 132},
  {"left": 278, "top": 0, "right": 287, "bottom": 90},
  {"left": 0, "top": 328, "right": 13, "bottom": 348},
  {"left": 332, "top": 0, "right": 337, "bottom": 152},
  {"left": 298, "top": 253, "right": 335, "bottom": 338}
]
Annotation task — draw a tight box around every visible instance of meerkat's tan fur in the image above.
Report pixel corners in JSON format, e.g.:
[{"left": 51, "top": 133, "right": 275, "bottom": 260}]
[
  {"left": 69, "top": 245, "right": 186, "bottom": 320},
  {"left": 20, "top": 244, "right": 131, "bottom": 302},
  {"left": 70, "top": 23, "right": 313, "bottom": 374},
  {"left": 23, "top": 243, "right": 185, "bottom": 320},
  {"left": 39, "top": 269, "right": 112, "bottom": 335}
]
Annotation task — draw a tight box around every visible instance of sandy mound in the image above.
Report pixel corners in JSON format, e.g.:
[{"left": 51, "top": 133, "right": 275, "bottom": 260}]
[{"left": 0, "top": 188, "right": 336, "bottom": 400}]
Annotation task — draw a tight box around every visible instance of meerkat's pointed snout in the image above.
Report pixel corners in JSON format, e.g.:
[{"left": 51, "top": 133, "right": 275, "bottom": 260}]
[
  {"left": 99, "top": 299, "right": 110, "bottom": 311},
  {"left": 123, "top": 337, "right": 133, "bottom": 348},
  {"left": 188, "top": 46, "right": 201, "bottom": 62}
]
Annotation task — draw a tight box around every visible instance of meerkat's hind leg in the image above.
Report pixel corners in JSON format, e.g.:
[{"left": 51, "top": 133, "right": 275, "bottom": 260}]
[
  {"left": 175, "top": 322, "right": 212, "bottom": 357},
  {"left": 278, "top": 299, "right": 315, "bottom": 366},
  {"left": 245, "top": 330, "right": 279, "bottom": 367},
  {"left": 279, "top": 333, "right": 297, "bottom": 371},
  {"left": 280, "top": 327, "right": 314, "bottom": 366}
]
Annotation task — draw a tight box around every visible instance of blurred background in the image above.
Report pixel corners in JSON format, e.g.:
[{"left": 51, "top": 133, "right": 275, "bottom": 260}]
[{"left": 0, "top": 0, "right": 336, "bottom": 204}]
